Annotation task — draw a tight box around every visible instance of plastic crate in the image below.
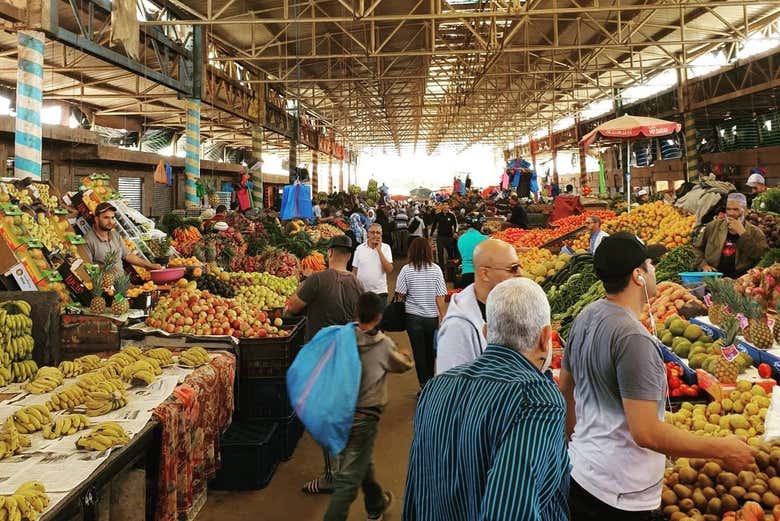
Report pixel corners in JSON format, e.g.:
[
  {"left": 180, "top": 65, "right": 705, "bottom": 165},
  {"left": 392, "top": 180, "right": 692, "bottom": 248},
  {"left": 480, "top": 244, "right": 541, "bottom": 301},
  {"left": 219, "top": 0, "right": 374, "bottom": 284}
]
[
  {"left": 275, "top": 413, "right": 305, "bottom": 461},
  {"left": 236, "top": 377, "right": 292, "bottom": 420},
  {"left": 237, "top": 317, "right": 306, "bottom": 379},
  {"left": 210, "top": 420, "right": 280, "bottom": 491},
  {"left": 679, "top": 271, "right": 722, "bottom": 285}
]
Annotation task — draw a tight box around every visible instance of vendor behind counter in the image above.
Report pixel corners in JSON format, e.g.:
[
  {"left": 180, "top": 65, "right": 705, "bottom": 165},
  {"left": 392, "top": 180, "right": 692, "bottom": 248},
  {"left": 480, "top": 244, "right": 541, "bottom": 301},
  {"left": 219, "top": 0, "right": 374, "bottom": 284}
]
[{"left": 693, "top": 192, "right": 768, "bottom": 278}]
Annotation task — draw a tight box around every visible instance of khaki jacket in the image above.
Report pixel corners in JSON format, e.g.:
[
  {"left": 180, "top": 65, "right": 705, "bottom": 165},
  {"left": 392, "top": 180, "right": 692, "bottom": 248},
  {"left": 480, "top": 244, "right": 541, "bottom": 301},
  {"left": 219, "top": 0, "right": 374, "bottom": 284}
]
[{"left": 693, "top": 218, "right": 768, "bottom": 276}]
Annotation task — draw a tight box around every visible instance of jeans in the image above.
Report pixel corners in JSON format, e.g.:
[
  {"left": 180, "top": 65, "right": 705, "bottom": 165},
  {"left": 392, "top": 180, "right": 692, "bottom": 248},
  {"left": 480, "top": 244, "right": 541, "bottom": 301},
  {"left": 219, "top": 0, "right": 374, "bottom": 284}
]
[
  {"left": 406, "top": 314, "right": 439, "bottom": 388},
  {"left": 436, "top": 236, "right": 455, "bottom": 271},
  {"left": 569, "top": 478, "right": 653, "bottom": 521},
  {"left": 323, "top": 414, "right": 384, "bottom": 521}
]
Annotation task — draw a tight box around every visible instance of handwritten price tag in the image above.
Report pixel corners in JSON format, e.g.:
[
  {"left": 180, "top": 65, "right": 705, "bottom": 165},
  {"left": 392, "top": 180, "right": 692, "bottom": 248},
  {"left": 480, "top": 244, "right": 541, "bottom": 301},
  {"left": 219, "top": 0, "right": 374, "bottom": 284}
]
[
  {"left": 703, "top": 294, "right": 712, "bottom": 306},
  {"left": 737, "top": 314, "right": 748, "bottom": 330}
]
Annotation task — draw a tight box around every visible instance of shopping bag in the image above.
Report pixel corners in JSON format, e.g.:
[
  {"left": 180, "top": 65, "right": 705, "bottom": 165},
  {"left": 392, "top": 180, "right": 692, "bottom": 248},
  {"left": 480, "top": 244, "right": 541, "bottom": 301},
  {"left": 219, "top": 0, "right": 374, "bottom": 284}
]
[
  {"left": 280, "top": 184, "right": 314, "bottom": 220},
  {"left": 153, "top": 160, "right": 167, "bottom": 184},
  {"left": 287, "top": 323, "right": 361, "bottom": 454},
  {"left": 380, "top": 295, "right": 407, "bottom": 332}
]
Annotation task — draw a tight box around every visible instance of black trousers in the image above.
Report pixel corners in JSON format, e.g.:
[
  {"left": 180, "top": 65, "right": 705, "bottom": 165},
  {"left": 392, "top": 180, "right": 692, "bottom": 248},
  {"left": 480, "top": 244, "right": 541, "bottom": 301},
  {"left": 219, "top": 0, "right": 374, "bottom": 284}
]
[{"left": 569, "top": 478, "right": 653, "bottom": 521}]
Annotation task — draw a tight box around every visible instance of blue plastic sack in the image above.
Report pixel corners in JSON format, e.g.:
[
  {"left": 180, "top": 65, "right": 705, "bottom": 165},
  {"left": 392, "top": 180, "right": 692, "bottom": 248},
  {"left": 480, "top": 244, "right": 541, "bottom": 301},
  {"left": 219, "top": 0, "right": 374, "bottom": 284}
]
[
  {"left": 280, "top": 184, "right": 314, "bottom": 220},
  {"left": 286, "top": 323, "right": 361, "bottom": 454}
]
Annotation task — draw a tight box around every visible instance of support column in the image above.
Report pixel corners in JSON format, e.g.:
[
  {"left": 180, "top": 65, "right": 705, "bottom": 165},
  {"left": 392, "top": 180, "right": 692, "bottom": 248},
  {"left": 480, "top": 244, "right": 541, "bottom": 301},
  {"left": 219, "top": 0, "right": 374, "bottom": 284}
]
[
  {"left": 14, "top": 31, "right": 44, "bottom": 180},
  {"left": 311, "top": 149, "right": 319, "bottom": 193},
  {"left": 251, "top": 125, "right": 263, "bottom": 208},
  {"left": 289, "top": 141, "right": 297, "bottom": 180},
  {"left": 184, "top": 99, "right": 201, "bottom": 209},
  {"left": 328, "top": 153, "right": 334, "bottom": 193},
  {"left": 683, "top": 112, "right": 698, "bottom": 182},
  {"left": 339, "top": 159, "right": 344, "bottom": 192}
]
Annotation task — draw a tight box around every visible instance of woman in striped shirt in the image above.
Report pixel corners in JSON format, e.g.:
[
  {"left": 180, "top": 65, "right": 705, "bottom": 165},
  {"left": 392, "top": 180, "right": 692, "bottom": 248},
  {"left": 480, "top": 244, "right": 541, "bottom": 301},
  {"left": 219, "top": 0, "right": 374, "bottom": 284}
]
[{"left": 395, "top": 237, "right": 447, "bottom": 389}]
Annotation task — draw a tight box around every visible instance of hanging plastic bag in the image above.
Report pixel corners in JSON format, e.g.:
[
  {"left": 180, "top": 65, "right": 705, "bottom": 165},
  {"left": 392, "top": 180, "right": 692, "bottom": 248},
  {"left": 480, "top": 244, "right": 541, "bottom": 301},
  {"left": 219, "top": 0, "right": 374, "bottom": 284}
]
[
  {"left": 280, "top": 183, "right": 314, "bottom": 220},
  {"left": 287, "top": 323, "right": 361, "bottom": 454},
  {"left": 153, "top": 160, "right": 167, "bottom": 185}
]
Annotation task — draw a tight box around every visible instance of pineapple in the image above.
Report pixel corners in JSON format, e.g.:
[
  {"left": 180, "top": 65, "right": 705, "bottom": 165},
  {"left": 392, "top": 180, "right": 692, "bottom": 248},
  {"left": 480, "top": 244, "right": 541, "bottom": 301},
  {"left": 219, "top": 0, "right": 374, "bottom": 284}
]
[
  {"left": 110, "top": 274, "right": 131, "bottom": 316},
  {"left": 742, "top": 297, "right": 773, "bottom": 350},
  {"left": 711, "top": 315, "right": 741, "bottom": 384},
  {"left": 89, "top": 269, "right": 106, "bottom": 314},
  {"left": 705, "top": 277, "right": 731, "bottom": 326},
  {"left": 204, "top": 176, "right": 219, "bottom": 207},
  {"left": 101, "top": 250, "right": 119, "bottom": 293},
  {"left": 774, "top": 303, "right": 780, "bottom": 344}
]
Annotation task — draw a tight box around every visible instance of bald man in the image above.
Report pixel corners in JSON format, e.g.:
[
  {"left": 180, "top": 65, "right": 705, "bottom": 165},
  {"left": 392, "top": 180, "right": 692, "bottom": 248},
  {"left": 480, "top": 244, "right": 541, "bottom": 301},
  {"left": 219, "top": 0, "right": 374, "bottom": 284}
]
[{"left": 435, "top": 239, "right": 522, "bottom": 374}]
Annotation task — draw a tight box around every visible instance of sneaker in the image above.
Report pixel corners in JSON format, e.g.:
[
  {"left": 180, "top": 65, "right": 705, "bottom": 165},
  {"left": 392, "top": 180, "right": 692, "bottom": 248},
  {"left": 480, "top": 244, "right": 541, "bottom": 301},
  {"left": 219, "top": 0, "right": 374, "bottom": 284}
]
[
  {"left": 301, "top": 476, "right": 334, "bottom": 495},
  {"left": 367, "top": 491, "right": 393, "bottom": 521}
]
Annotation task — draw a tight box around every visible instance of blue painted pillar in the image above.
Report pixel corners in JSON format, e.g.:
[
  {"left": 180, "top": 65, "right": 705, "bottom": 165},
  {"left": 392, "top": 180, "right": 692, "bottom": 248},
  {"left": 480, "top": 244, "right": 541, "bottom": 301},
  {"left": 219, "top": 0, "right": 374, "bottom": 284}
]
[
  {"left": 14, "top": 31, "right": 44, "bottom": 180},
  {"left": 184, "top": 99, "right": 200, "bottom": 209}
]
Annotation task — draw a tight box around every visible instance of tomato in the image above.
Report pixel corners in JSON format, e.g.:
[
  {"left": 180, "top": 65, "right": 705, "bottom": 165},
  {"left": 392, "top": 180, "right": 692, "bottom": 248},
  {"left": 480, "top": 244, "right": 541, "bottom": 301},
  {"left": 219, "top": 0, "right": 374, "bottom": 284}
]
[
  {"left": 758, "top": 363, "right": 773, "bottom": 379},
  {"left": 670, "top": 388, "right": 684, "bottom": 397},
  {"left": 668, "top": 376, "right": 682, "bottom": 389},
  {"left": 684, "top": 385, "right": 699, "bottom": 397}
]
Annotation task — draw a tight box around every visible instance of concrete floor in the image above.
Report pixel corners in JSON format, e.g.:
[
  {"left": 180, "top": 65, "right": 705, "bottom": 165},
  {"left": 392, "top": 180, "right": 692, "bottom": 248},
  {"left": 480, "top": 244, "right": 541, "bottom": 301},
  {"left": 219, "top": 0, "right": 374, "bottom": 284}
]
[{"left": 197, "top": 262, "right": 422, "bottom": 521}]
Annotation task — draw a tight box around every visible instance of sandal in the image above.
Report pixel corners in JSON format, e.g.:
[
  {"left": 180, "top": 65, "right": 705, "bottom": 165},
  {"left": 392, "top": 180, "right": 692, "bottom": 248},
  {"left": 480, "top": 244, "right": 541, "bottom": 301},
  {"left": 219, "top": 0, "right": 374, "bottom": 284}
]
[{"left": 301, "top": 476, "right": 334, "bottom": 495}]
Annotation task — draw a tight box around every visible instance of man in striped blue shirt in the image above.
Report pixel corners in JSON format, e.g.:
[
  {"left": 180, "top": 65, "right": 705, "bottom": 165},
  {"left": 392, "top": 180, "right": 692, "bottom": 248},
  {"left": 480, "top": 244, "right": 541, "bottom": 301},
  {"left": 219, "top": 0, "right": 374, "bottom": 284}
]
[{"left": 403, "top": 278, "right": 569, "bottom": 521}]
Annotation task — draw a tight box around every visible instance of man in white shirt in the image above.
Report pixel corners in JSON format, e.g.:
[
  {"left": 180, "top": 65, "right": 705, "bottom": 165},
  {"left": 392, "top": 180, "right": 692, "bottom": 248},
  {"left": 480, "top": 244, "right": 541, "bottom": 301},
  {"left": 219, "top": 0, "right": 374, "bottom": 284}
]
[
  {"left": 585, "top": 215, "right": 609, "bottom": 254},
  {"left": 352, "top": 223, "right": 394, "bottom": 306}
]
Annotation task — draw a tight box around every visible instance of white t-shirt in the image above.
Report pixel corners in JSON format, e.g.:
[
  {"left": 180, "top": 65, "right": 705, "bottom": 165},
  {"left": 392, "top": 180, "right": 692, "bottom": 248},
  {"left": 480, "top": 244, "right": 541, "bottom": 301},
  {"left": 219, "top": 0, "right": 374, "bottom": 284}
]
[{"left": 352, "top": 243, "right": 393, "bottom": 294}]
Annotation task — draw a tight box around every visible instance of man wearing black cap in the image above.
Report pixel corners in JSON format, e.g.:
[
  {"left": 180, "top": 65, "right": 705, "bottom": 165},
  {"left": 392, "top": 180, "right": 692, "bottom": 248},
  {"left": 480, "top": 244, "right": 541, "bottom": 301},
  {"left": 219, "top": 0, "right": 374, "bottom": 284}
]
[
  {"left": 286, "top": 234, "right": 365, "bottom": 495},
  {"left": 560, "top": 232, "right": 754, "bottom": 521},
  {"left": 85, "top": 202, "right": 162, "bottom": 274}
]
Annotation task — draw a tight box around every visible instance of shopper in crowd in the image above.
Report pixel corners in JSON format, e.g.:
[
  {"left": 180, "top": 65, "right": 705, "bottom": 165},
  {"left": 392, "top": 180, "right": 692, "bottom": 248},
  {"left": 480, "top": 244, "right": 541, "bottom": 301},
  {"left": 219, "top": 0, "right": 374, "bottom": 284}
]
[
  {"left": 455, "top": 213, "right": 488, "bottom": 289},
  {"left": 746, "top": 171, "right": 768, "bottom": 207},
  {"left": 635, "top": 188, "right": 650, "bottom": 205},
  {"left": 404, "top": 277, "right": 569, "bottom": 521},
  {"left": 494, "top": 193, "right": 510, "bottom": 216},
  {"left": 565, "top": 184, "right": 574, "bottom": 195},
  {"left": 408, "top": 210, "right": 425, "bottom": 240},
  {"left": 693, "top": 192, "right": 767, "bottom": 278},
  {"left": 507, "top": 195, "right": 529, "bottom": 229},
  {"left": 324, "top": 292, "right": 414, "bottom": 521},
  {"left": 375, "top": 207, "right": 393, "bottom": 246},
  {"left": 349, "top": 208, "right": 368, "bottom": 245},
  {"left": 234, "top": 172, "right": 251, "bottom": 212},
  {"left": 393, "top": 205, "right": 410, "bottom": 255},
  {"left": 430, "top": 202, "right": 458, "bottom": 270},
  {"left": 436, "top": 239, "right": 521, "bottom": 374},
  {"left": 85, "top": 202, "right": 163, "bottom": 275},
  {"left": 585, "top": 214, "right": 609, "bottom": 254},
  {"left": 560, "top": 232, "right": 755, "bottom": 521},
  {"left": 286, "top": 235, "right": 364, "bottom": 495},
  {"left": 352, "top": 224, "right": 393, "bottom": 310},
  {"left": 395, "top": 237, "right": 447, "bottom": 391}
]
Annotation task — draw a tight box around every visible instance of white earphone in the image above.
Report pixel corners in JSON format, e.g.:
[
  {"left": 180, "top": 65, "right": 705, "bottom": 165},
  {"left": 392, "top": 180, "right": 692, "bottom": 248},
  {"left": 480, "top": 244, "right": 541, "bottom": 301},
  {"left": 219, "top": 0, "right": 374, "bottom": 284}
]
[{"left": 637, "top": 273, "right": 657, "bottom": 336}]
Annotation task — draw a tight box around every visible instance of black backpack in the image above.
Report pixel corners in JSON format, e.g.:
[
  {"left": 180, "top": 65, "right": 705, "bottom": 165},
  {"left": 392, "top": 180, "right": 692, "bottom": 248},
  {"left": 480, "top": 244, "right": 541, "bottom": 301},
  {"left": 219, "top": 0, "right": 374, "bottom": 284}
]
[{"left": 408, "top": 217, "right": 421, "bottom": 234}]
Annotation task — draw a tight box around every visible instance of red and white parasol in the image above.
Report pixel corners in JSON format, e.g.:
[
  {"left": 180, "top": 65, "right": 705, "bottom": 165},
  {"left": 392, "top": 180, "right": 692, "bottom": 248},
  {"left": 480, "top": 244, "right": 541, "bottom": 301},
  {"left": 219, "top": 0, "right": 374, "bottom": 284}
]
[{"left": 579, "top": 114, "right": 682, "bottom": 147}]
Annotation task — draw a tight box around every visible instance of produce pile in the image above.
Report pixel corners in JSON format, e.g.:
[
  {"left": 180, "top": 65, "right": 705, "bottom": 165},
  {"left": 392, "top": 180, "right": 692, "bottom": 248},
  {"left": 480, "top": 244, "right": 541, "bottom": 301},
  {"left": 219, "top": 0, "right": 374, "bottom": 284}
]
[
  {"left": 145, "top": 279, "right": 288, "bottom": 338},
  {"left": 546, "top": 258, "right": 598, "bottom": 316},
  {"left": 656, "top": 245, "right": 699, "bottom": 283},
  {"left": 548, "top": 210, "right": 616, "bottom": 228},
  {"left": 553, "top": 280, "right": 605, "bottom": 341},
  {"left": 734, "top": 265, "right": 780, "bottom": 310},
  {"left": 518, "top": 249, "right": 571, "bottom": 283},
  {"left": 662, "top": 382, "right": 778, "bottom": 521},
  {"left": 747, "top": 210, "right": 780, "bottom": 249},
  {"left": 305, "top": 223, "right": 345, "bottom": 244},
  {"left": 602, "top": 201, "right": 696, "bottom": 249},
  {"left": 706, "top": 277, "right": 776, "bottom": 350},
  {"left": 640, "top": 281, "right": 707, "bottom": 331}
]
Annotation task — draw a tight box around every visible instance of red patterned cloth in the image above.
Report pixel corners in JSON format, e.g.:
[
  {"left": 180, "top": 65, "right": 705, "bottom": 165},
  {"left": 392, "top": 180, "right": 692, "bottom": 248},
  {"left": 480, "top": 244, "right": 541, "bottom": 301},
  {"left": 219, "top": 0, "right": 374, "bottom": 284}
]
[{"left": 153, "top": 352, "right": 235, "bottom": 521}]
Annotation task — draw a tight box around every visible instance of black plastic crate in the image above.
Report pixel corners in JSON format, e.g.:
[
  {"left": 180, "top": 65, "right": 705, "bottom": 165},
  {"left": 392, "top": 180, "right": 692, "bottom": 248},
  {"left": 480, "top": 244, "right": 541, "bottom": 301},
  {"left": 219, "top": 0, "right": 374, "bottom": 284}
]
[
  {"left": 236, "top": 377, "right": 293, "bottom": 420},
  {"left": 275, "top": 413, "right": 305, "bottom": 461},
  {"left": 237, "top": 317, "right": 306, "bottom": 379},
  {"left": 210, "top": 420, "right": 280, "bottom": 491}
]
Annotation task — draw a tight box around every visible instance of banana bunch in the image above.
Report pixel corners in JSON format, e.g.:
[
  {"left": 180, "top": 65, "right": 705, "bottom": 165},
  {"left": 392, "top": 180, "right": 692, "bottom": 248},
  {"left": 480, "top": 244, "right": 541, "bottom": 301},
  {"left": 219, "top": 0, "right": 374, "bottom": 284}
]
[
  {"left": 46, "top": 384, "right": 87, "bottom": 411},
  {"left": 5, "top": 335, "right": 33, "bottom": 360},
  {"left": 4, "top": 314, "right": 32, "bottom": 335},
  {"left": 0, "top": 367, "right": 12, "bottom": 387},
  {"left": 76, "top": 422, "right": 129, "bottom": 451},
  {"left": 106, "top": 351, "right": 135, "bottom": 369},
  {"left": 97, "top": 362, "right": 122, "bottom": 380},
  {"left": 57, "top": 360, "right": 84, "bottom": 378},
  {"left": 23, "top": 367, "right": 63, "bottom": 394},
  {"left": 76, "top": 372, "right": 107, "bottom": 391},
  {"left": 10, "top": 361, "right": 38, "bottom": 383},
  {"left": 12, "top": 405, "right": 51, "bottom": 434},
  {"left": 0, "top": 300, "right": 31, "bottom": 318},
  {"left": 179, "top": 347, "right": 210, "bottom": 368},
  {"left": 0, "top": 418, "right": 30, "bottom": 459},
  {"left": 42, "top": 414, "right": 90, "bottom": 439},
  {"left": 122, "top": 346, "right": 144, "bottom": 361},
  {"left": 0, "top": 481, "right": 49, "bottom": 521},
  {"left": 74, "top": 354, "right": 101, "bottom": 372},
  {"left": 120, "top": 360, "right": 157, "bottom": 386},
  {"left": 144, "top": 348, "right": 174, "bottom": 366},
  {"left": 85, "top": 379, "right": 128, "bottom": 417}
]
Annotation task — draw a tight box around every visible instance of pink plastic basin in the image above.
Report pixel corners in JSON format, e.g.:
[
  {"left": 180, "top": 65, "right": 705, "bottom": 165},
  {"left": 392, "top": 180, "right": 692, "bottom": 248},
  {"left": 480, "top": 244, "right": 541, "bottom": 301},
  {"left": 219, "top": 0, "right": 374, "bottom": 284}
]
[{"left": 150, "top": 267, "right": 186, "bottom": 283}]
